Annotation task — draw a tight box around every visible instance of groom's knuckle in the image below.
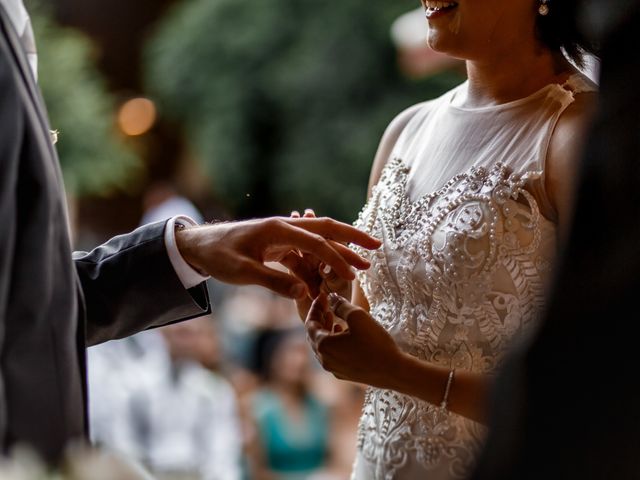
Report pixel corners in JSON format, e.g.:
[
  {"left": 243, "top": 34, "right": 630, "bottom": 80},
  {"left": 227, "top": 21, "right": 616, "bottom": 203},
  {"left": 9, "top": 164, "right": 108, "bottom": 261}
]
[
  {"left": 264, "top": 217, "right": 284, "bottom": 232},
  {"left": 318, "top": 217, "right": 334, "bottom": 228},
  {"left": 311, "top": 234, "right": 328, "bottom": 248}
]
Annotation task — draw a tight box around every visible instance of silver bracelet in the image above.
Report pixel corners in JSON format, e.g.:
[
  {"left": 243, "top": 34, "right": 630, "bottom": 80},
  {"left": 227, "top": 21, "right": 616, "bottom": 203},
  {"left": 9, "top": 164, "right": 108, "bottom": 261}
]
[{"left": 440, "top": 368, "right": 455, "bottom": 410}]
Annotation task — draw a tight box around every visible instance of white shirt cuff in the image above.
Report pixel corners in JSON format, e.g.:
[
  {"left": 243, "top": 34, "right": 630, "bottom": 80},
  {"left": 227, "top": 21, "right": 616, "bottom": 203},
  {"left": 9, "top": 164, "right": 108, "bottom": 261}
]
[{"left": 164, "top": 215, "right": 210, "bottom": 289}]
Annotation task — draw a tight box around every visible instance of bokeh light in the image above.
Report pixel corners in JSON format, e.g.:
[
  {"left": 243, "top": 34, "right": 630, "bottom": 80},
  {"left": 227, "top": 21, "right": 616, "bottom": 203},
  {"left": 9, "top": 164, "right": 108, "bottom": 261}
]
[{"left": 117, "top": 97, "right": 157, "bottom": 136}]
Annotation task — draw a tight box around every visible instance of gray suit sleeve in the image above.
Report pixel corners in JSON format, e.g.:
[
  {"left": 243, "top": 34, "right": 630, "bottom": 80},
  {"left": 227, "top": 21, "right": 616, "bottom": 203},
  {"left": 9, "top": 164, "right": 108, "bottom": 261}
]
[{"left": 74, "top": 221, "right": 211, "bottom": 346}]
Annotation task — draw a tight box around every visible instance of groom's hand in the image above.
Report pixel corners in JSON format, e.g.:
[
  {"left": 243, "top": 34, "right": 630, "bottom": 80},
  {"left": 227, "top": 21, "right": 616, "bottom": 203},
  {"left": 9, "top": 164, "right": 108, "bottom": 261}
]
[{"left": 175, "top": 217, "right": 381, "bottom": 299}]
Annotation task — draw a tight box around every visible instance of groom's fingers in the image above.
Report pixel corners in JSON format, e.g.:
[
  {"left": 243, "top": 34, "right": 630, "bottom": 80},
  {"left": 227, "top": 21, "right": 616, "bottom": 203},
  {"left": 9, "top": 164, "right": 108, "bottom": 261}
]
[
  {"left": 276, "top": 222, "right": 357, "bottom": 280},
  {"left": 305, "top": 294, "right": 333, "bottom": 346},
  {"left": 283, "top": 217, "right": 382, "bottom": 251},
  {"left": 245, "top": 261, "right": 308, "bottom": 299},
  {"left": 279, "top": 251, "right": 322, "bottom": 297},
  {"left": 329, "top": 241, "right": 371, "bottom": 270}
]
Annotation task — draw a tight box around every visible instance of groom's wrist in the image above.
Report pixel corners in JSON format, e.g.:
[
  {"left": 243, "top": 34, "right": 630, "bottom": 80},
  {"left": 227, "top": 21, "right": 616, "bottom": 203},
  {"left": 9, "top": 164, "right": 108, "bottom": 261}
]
[{"left": 166, "top": 216, "right": 210, "bottom": 288}]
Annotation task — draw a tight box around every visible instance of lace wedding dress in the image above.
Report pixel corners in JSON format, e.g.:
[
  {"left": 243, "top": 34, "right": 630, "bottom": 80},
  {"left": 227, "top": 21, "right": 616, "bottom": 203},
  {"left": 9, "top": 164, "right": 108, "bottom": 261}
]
[{"left": 350, "top": 74, "right": 596, "bottom": 480}]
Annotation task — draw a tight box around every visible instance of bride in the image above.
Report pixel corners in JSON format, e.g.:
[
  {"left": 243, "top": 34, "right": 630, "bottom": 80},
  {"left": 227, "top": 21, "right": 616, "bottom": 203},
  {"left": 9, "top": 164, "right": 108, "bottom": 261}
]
[{"left": 285, "top": 0, "right": 597, "bottom": 478}]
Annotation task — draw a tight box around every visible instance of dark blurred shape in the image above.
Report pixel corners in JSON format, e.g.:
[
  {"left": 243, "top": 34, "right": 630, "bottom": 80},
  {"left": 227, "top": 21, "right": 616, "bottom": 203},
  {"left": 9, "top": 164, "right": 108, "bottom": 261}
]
[
  {"left": 580, "top": 0, "right": 638, "bottom": 43},
  {"left": 471, "top": 1, "right": 640, "bottom": 478}
]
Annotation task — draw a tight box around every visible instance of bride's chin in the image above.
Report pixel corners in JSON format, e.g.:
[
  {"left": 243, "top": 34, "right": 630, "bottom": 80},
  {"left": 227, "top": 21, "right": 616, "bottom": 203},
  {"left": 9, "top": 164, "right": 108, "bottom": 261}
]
[
  {"left": 426, "top": 28, "right": 448, "bottom": 49},
  {"left": 426, "top": 35, "right": 448, "bottom": 55},
  {"left": 425, "top": 32, "right": 464, "bottom": 59}
]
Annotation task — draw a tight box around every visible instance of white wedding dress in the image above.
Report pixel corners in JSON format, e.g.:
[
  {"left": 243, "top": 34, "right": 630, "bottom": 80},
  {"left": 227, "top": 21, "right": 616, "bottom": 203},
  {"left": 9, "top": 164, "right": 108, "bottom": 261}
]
[{"left": 350, "top": 74, "right": 596, "bottom": 480}]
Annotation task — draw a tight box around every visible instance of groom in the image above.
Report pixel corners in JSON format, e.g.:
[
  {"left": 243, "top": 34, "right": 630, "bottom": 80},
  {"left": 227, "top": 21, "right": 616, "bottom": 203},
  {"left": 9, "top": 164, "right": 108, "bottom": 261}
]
[{"left": 0, "top": 0, "right": 380, "bottom": 465}]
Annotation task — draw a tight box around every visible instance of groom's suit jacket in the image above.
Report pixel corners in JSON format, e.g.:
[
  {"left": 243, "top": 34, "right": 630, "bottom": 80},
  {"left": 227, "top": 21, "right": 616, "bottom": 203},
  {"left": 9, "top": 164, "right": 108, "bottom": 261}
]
[
  {"left": 0, "top": 6, "right": 210, "bottom": 463},
  {"left": 470, "top": 1, "right": 640, "bottom": 478}
]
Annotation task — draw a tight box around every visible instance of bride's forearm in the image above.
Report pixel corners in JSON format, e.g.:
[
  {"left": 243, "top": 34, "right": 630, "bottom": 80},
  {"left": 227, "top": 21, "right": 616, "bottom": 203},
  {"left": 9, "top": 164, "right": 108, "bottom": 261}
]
[
  {"left": 386, "top": 353, "right": 492, "bottom": 425},
  {"left": 308, "top": 294, "right": 492, "bottom": 423}
]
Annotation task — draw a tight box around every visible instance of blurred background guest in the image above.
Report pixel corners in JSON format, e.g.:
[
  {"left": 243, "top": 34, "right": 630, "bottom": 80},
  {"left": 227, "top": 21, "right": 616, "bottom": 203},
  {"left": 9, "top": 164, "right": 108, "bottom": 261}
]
[
  {"left": 247, "top": 328, "right": 329, "bottom": 480},
  {"left": 87, "top": 180, "right": 242, "bottom": 480},
  {"left": 140, "top": 180, "right": 205, "bottom": 226},
  {"left": 130, "top": 317, "right": 242, "bottom": 480}
]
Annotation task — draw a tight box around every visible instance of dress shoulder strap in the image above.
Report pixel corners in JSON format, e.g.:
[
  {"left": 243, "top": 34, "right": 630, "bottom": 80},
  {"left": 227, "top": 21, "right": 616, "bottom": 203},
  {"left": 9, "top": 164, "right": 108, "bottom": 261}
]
[
  {"left": 560, "top": 73, "right": 598, "bottom": 96},
  {"left": 531, "top": 73, "right": 597, "bottom": 221}
]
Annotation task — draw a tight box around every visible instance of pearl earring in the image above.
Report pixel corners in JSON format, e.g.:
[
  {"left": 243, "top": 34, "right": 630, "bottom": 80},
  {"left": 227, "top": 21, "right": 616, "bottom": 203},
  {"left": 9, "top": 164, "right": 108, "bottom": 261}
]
[{"left": 538, "top": 0, "right": 550, "bottom": 16}]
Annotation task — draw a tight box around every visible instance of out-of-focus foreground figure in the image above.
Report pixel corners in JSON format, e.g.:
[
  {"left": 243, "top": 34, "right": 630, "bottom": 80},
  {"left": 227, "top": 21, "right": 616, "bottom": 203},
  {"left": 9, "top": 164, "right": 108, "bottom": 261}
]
[{"left": 470, "top": 0, "right": 640, "bottom": 478}]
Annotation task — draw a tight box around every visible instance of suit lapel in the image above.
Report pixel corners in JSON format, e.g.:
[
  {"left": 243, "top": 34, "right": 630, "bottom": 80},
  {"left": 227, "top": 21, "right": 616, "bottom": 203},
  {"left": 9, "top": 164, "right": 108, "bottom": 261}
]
[
  {"left": 0, "top": 4, "right": 67, "bottom": 197},
  {"left": 0, "top": 4, "right": 57, "bottom": 159}
]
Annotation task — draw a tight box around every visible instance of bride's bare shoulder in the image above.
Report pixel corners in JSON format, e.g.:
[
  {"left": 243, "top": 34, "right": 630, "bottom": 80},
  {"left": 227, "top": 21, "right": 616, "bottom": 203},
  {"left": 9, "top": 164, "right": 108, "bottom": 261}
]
[
  {"left": 546, "top": 87, "right": 598, "bottom": 236},
  {"left": 367, "top": 101, "right": 434, "bottom": 195}
]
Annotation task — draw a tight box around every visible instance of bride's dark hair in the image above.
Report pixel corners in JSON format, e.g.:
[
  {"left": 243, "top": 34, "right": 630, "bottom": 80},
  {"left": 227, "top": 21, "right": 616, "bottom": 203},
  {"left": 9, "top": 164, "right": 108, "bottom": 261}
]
[{"left": 536, "top": 0, "right": 598, "bottom": 66}]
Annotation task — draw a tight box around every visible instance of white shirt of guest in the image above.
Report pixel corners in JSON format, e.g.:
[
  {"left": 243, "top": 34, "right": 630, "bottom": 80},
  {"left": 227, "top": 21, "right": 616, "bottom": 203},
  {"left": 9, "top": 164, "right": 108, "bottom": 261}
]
[{"left": 88, "top": 337, "right": 243, "bottom": 480}]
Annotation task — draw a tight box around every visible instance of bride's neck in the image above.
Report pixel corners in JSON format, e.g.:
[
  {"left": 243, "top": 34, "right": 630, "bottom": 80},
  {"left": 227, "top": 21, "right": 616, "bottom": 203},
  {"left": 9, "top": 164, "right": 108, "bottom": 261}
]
[{"left": 460, "top": 48, "right": 575, "bottom": 108}]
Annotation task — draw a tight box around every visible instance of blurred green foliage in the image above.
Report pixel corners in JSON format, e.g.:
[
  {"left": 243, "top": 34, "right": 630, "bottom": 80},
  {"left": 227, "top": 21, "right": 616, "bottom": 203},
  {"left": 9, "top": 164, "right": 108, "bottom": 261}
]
[
  {"left": 146, "top": 0, "right": 463, "bottom": 221},
  {"left": 27, "top": 1, "right": 142, "bottom": 196}
]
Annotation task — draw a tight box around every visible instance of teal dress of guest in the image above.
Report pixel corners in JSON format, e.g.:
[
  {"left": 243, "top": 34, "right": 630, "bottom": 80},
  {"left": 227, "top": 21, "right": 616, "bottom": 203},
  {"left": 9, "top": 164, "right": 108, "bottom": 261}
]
[{"left": 253, "top": 390, "right": 329, "bottom": 479}]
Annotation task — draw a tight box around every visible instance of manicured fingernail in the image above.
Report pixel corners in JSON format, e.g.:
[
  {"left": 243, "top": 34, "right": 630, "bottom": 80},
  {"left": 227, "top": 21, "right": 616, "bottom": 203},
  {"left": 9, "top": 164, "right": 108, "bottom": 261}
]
[
  {"left": 322, "top": 264, "right": 332, "bottom": 275},
  {"left": 305, "top": 208, "right": 315, "bottom": 215},
  {"left": 332, "top": 324, "right": 343, "bottom": 334},
  {"left": 291, "top": 284, "right": 306, "bottom": 299}
]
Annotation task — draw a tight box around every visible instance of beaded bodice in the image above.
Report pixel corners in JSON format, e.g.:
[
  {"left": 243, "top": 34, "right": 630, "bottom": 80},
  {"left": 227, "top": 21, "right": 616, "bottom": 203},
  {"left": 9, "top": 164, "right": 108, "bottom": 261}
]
[
  {"left": 351, "top": 158, "right": 555, "bottom": 479},
  {"left": 356, "top": 157, "right": 553, "bottom": 354},
  {"left": 349, "top": 75, "right": 596, "bottom": 480}
]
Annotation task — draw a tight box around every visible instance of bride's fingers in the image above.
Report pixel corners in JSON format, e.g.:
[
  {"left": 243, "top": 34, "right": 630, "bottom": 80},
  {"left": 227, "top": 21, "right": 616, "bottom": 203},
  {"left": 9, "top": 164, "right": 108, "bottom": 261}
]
[
  {"left": 303, "top": 208, "right": 316, "bottom": 218},
  {"left": 319, "top": 262, "right": 344, "bottom": 286},
  {"left": 306, "top": 294, "right": 334, "bottom": 335},
  {"left": 280, "top": 251, "right": 322, "bottom": 297}
]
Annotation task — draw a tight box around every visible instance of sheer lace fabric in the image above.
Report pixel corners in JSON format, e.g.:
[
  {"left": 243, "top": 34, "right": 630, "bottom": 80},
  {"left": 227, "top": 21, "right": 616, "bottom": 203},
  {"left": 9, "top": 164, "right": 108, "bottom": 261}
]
[{"left": 350, "top": 74, "right": 596, "bottom": 480}]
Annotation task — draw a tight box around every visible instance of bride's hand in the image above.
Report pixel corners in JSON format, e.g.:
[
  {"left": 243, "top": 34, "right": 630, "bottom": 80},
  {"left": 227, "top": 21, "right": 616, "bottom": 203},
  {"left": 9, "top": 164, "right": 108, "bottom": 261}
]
[
  {"left": 305, "top": 293, "right": 404, "bottom": 388},
  {"left": 281, "top": 209, "right": 353, "bottom": 322}
]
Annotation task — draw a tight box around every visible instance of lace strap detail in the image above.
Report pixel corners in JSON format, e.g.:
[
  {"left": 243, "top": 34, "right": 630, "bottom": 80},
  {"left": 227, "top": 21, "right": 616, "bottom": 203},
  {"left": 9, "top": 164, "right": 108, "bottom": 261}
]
[{"left": 561, "top": 73, "right": 598, "bottom": 96}]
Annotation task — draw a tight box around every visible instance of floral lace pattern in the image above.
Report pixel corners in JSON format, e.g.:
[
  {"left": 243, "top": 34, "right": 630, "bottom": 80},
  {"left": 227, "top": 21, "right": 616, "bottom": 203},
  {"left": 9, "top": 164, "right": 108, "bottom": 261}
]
[{"left": 351, "top": 157, "right": 556, "bottom": 479}]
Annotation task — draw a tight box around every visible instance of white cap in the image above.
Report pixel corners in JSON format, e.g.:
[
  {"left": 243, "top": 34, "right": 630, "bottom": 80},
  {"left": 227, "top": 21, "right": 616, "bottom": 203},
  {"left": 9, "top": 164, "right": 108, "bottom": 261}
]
[{"left": 390, "top": 7, "right": 428, "bottom": 50}]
